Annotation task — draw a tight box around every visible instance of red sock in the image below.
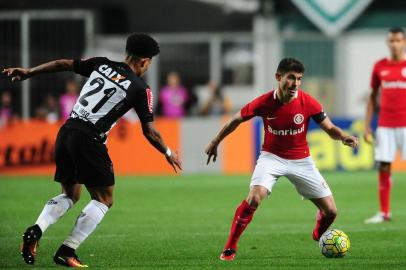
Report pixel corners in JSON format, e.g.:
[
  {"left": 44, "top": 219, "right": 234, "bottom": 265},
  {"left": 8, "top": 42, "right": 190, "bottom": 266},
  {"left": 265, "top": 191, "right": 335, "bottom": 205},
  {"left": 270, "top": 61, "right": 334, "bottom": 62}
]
[
  {"left": 312, "top": 210, "right": 336, "bottom": 241},
  {"left": 224, "top": 200, "right": 256, "bottom": 250},
  {"left": 379, "top": 171, "right": 392, "bottom": 217}
]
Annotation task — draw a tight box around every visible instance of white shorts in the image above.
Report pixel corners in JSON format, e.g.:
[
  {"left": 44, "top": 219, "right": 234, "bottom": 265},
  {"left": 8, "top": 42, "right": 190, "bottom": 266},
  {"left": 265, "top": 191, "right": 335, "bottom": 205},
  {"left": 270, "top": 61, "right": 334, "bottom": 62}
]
[
  {"left": 375, "top": 127, "right": 406, "bottom": 162},
  {"left": 250, "top": 151, "right": 332, "bottom": 199}
]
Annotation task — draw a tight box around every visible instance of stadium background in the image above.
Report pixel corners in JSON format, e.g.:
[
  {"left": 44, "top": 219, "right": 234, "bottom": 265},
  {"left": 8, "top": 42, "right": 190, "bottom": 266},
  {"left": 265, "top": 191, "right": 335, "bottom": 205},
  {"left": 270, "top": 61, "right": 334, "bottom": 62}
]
[{"left": 1, "top": 0, "right": 406, "bottom": 174}]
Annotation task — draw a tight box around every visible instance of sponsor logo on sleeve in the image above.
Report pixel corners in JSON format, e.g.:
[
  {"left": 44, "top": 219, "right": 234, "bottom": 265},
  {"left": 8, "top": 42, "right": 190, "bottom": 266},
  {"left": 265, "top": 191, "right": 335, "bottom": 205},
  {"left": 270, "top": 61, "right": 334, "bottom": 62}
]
[
  {"left": 402, "top": 67, "right": 406, "bottom": 78},
  {"left": 380, "top": 70, "right": 390, "bottom": 76},
  {"left": 266, "top": 116, "right": 277, "bottom": 120},
  {"left": 146, "top": 88, "right": 153, "bottom": 113}
]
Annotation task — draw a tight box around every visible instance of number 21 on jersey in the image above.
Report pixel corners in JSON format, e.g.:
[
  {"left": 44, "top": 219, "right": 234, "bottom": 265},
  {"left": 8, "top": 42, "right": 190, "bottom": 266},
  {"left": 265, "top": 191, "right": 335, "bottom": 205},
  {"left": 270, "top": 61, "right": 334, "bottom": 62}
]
[{"left": 72, "top": 73, "right": 126, "bottom": 122}]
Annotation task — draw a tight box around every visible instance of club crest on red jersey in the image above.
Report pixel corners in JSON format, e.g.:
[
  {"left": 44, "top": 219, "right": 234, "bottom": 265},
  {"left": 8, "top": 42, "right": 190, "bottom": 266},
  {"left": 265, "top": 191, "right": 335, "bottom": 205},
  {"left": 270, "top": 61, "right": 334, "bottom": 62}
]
[{"left": 293, "top": 114, "right": 304, "bottom": 124}]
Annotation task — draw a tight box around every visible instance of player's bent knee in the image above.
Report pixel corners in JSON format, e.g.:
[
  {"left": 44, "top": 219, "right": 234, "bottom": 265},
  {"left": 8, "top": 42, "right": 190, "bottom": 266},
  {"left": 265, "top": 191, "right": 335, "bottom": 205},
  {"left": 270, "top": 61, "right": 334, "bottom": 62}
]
[
  {"left": 87, "top": 186, "right": 114, "bottom": 208},
  {"left": 62, "top": 184, "right": 82, "bottom": 203},
  {"left": 325, "top": 207, "right": 337, "bottom": 218},
  {"left": 96, "top": 198, "right": 113, "bottom": 209},
  {"left": 379, "top": 162, "right": 391, "bottom": 172},
  {"left": 106, "top": 200, "right": 113, "bottom": 208},
  {"left": 247, "top": 186, "right": 268, "bottom": 208},
  {"left": 64, "top": 192, "right": 81, "bottom": 204},
  {"left": 247, "top": 194, "right": 262, "bottom": 208}
]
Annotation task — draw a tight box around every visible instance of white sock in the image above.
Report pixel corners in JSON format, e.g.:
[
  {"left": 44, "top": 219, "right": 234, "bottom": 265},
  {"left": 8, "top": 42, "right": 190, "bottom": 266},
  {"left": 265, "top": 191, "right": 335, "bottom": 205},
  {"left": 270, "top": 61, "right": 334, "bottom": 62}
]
[
  {"left": 35, "top": 194, "right": 74, "bottom": 232},
  {"left": 63, "top": 200, "right": 109, "bottom": 250}
]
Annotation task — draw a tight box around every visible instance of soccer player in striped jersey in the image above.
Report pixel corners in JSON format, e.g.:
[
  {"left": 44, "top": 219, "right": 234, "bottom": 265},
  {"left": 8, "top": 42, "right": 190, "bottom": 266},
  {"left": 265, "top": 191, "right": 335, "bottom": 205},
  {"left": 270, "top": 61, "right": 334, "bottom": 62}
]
[{"left": 3, "top": 33, "right": 181, "bottom": 267}]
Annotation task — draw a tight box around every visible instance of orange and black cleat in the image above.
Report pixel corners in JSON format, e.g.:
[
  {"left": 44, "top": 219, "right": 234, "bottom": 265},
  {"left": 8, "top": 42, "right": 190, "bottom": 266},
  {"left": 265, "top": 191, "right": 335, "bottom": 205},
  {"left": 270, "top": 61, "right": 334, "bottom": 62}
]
[
  {"left": 219, "top": 248, "right": 236, "bottom": 261},
  {"left": 54, "top": 255, "right": 88, "bottom": 268},
  {"left": 54, "top": 245, "right": 88, "bottom": 268},
  {"left": 20, "top": 225, "right": 42, "bottom": 265}
]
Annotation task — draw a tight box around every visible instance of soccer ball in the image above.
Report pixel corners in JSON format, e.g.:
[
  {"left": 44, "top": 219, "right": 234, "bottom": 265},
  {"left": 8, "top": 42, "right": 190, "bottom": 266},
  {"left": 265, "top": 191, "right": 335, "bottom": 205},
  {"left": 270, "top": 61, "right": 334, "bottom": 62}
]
[{"left": 319, "top": 229, "right": 350, "bottom": 258}]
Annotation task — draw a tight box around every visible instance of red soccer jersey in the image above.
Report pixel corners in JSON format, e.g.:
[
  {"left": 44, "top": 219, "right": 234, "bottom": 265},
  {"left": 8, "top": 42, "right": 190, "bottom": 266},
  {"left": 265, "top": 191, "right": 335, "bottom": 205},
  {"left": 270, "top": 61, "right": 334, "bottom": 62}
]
[
  {"left": 370, "top": 58, "right": 406, "bottom": 127},
  {"left": 240, "top": 89, "right": 324, "bottom": 159}
]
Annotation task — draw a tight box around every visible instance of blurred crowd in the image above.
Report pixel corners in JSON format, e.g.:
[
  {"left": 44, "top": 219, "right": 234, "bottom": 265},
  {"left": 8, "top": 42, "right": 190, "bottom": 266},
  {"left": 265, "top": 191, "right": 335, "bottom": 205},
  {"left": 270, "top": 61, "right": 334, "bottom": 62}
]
[
  {"left": 34, "top": 79, "right": 80, "bottom": 123},
  {"left": 157, "top": 71, "right": 232, "bottom": 118},
  {"left": 0, "top": 71, "right": 233, "bottom": 128},
  {"left": 0, "top": 79, "right": 80, "bottom": 128}
]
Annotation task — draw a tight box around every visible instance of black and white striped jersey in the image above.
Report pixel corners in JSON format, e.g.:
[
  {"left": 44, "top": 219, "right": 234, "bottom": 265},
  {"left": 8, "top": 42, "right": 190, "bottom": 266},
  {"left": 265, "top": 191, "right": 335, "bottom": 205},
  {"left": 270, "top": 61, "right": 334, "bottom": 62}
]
[{"left": 69, "top": 57, "right": 154, "bottom": 135}]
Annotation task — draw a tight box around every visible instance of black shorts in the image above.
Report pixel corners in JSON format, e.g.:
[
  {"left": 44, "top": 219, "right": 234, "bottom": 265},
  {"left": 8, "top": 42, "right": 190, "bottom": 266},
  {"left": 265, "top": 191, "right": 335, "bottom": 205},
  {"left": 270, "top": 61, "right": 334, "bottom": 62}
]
[{"left": 54, "top": 123, "right": 114, "bottom": 187}]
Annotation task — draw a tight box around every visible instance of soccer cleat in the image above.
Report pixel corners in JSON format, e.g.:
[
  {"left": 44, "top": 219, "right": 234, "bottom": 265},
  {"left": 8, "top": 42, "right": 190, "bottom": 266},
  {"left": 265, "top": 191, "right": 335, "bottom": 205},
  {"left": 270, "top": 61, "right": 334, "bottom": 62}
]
[
  {"left": 20, "top": 224, "right": 42, "bottom": 265},
  {"left": 54, "top": 245, "right": 88, "bottom": 268},
  {"left": 220, "top": 248, "right": 236, "bottom": 261},
  {"left": 54, "top": 255, "right": 88, "bottom": 268},
  {"left": 364, "top": 212, "right": 391, "bottom": 224}
]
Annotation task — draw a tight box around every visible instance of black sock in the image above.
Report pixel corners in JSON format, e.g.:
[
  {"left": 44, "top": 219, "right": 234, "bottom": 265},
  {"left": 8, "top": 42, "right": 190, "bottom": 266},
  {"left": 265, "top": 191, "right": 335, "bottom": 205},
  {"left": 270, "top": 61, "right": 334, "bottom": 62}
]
[{"left": 55, "top": 244, "right": 75, "bottom": 257}]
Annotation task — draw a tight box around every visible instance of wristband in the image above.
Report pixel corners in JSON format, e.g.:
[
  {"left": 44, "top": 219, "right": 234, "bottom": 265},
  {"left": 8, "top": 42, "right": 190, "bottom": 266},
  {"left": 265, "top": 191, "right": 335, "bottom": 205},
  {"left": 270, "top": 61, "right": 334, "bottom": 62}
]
[{"left": 165, "top": 147, "right": 172, "bottom": 157}]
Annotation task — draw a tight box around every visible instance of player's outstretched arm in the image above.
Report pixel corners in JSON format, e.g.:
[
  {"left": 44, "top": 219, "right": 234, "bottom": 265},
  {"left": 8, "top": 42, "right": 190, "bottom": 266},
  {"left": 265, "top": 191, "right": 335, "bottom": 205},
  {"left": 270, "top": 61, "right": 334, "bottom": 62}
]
[
  {"left": 364, "top": 87, "right": 379, "bottom": 144},
  {"left": 141, "top": 122, "right": 182, "bottom": 173},
  {"left": 319, "top": 117, "right": 359, "bottom": 149},
  {"left": 205, "top": 111, "right": 246, "bottom": 164},
  {"left": 2, "top": 59, "right": 74, "bottom": 82}
]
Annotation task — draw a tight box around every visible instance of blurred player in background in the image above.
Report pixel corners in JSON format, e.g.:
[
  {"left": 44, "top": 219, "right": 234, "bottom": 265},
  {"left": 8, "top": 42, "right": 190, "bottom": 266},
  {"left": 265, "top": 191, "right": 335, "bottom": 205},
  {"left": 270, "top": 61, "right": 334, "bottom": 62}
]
[
  {"left": 364, "top": 27, "right": 406, "bottom": 224},
  {"left": 200, "top": 81, "right": 232, "bottom": 116},
  {"left": 60, "top": 79, "right": 80, "bottom": 121},
  {"left": 159, "top": 71, "right": 188, "bottom": 118},
  {"left": 0, "top": 91, "right": 14, "bottom": 127},
  {"left": 205, "top": 58, "right": 359, "bottom": 261},
  {"left": 3, "top": 33, "right": 181, "bottom": 267}
]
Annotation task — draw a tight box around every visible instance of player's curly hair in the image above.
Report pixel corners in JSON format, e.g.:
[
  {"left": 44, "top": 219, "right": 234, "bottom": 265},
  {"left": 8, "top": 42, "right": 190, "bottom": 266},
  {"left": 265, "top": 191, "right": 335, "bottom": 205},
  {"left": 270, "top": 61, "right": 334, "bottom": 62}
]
[
  {"left": 126, "top": 33, "right": 160, "bottom": 59},
  {"left": 276, "top": 58, "right": 305, "bottom": 75}
]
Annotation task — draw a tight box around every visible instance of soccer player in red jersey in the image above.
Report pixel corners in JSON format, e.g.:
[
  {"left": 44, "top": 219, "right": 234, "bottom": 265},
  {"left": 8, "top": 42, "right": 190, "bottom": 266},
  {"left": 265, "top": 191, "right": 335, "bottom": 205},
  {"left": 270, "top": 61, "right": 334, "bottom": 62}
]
[
  {"left": 205, "top": 58, "right": 359, "bottom": 261},
  {"left": 364, "top": 27, "right": 406, "bottom": 224}
]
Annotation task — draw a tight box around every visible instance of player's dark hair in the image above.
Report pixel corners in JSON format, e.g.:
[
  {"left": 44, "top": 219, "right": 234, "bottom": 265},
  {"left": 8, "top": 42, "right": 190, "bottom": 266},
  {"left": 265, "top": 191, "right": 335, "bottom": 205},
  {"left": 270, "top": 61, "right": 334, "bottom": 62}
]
[
  {"left": 388, "top": 26, "right": 405, "bottom": 36},
  {"left": 276, "top": 58, "right": 305, "bottom": 75},
  {"left": 126, "top": 33, "right": 160, "bottom": 59}
]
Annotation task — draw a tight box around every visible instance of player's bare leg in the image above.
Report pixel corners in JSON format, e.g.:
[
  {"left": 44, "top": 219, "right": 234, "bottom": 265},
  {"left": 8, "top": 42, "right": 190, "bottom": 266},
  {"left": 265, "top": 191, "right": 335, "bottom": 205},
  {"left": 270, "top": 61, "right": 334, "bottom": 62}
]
[
  {"left": 54, "top": 185, "right": 113, "bottom": 268},
  {"left": 220, "top": 185, "right": 268, "bottom": 261},
  {"left": 310, "top": 195, "right": 337, "bottom": 241},
  {"left": 365, "top": 162, "right": 392, "bottom": 224},
  {"left": 61, "top": 183, "right": 83, "bottom": 204},
  {"left": 21, "top": 183, "right": 81, "bottom": 265}
]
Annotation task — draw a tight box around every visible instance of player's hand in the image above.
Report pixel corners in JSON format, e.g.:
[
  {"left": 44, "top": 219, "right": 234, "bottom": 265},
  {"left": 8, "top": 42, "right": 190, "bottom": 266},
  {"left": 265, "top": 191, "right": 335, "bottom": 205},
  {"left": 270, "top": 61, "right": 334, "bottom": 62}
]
[
  {"left": 205, "top": 141, "right": 219, "bottom": 164},
  {"left": 363, "top": 127, "right": 374, "bottom": 144},
  {"left": 2, "top": 67, "right": 31, "bottom": 82},
  {"left": 341, "top": 135, "right": 359, "bottom": 149},
  {"left": 165, "top": 151, "right": 182, "bottom": 173}
]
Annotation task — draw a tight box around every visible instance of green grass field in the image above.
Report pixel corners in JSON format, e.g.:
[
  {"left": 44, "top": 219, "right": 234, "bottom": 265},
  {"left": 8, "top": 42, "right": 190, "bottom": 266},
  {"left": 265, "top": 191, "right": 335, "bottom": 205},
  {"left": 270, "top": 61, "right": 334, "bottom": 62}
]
[{"left": 1, "top": 171, "right": 406, "bottom": 270}]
